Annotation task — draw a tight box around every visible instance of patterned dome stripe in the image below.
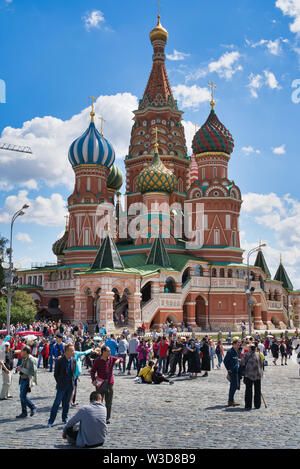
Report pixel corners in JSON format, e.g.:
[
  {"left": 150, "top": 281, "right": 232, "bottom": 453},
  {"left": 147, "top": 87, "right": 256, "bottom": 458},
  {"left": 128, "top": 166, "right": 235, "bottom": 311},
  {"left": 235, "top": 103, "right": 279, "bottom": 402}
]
[{"left": 68, "top": 122, "right": 115, "bottom": 168}]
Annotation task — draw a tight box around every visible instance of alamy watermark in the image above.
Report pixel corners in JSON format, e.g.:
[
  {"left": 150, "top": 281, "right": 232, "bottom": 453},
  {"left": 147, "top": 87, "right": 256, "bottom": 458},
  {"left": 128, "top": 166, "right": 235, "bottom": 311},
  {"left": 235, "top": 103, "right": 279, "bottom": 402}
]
[
  {"left": 0, "top": 79, "right": 6, "bottom": 103},
  {"left": 93, "top": 201, "right": 205, "bottom": 249},
  {"left": 292, "top": 79, "right": 300, "bottom": 104}
]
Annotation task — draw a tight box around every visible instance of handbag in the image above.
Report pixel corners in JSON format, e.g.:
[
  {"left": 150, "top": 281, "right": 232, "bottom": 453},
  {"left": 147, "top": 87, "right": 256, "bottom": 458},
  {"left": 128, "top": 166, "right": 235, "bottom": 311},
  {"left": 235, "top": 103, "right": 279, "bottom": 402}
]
[{"left": 96, "top": 377, "right": 109, "bottom": 393}]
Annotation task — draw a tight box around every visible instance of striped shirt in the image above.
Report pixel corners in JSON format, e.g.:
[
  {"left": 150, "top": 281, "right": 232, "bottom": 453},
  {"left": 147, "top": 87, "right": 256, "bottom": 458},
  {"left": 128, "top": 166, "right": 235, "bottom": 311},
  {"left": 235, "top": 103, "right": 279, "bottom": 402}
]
[{"left": 91, "top": 356, "right": 118, "bottom": 385}]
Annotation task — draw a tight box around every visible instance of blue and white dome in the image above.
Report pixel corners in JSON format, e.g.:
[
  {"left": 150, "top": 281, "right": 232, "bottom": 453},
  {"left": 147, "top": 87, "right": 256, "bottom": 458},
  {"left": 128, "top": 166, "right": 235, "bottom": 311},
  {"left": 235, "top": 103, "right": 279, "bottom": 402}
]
[{"left": 68, "top": 118, "right": 115, "bottom": 168}]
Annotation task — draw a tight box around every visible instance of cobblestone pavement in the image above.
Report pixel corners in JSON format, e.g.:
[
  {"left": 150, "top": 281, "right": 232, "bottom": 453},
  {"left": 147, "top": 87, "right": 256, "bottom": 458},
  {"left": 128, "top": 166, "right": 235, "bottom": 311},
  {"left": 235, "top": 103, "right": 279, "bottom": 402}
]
[{"left": 0, "top": 353, "right": 299, "bottom": 449}]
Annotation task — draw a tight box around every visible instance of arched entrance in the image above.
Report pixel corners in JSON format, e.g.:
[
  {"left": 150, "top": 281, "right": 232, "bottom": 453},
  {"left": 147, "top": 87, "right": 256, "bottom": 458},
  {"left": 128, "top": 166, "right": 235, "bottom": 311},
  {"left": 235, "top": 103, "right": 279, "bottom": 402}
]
[
  {"left": 141, "top": 282, "right": 152, "bottom": 305},
  {"left": 196, "top": 295, "right": 206, "bottom": 328},
  {"left": 164, "top": 277, "right": 176, "bottom": 293},
  {"left": 112, "top": 288, "right": 129, "bottom": 326}
]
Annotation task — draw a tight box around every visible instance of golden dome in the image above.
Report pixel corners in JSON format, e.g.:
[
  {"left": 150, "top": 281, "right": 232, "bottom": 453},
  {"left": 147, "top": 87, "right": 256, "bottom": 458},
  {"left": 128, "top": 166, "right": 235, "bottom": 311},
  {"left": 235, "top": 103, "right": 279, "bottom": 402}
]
[{"left": 149, "top": 15, "right": 168, "bottom": 43}]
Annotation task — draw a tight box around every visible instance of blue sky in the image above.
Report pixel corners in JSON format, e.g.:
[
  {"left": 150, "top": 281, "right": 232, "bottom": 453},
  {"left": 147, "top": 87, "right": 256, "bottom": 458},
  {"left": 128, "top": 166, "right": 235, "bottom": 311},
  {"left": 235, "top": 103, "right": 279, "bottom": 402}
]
[{"left": 1, "top": 0, "right": 300, "bottom": 285}]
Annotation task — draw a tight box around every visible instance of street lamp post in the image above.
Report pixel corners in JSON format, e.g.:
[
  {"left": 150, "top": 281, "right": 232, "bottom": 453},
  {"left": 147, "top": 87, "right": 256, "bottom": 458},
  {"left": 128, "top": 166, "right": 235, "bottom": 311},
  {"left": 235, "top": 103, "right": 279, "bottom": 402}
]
[
  {"left": 246, "top": 243, "right": 266, "bottom": 336},
  {"left": 6, "top": 205, "right": 29, "bottom": 333}
]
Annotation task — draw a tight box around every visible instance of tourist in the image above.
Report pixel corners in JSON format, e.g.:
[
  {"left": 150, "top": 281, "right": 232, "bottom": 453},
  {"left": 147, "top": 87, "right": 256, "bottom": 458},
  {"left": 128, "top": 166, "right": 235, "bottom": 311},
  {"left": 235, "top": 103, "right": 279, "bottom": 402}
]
[
  {"left": 91, "top": 345, "right": 121, "bottom": 424},
  {"left": 49, "top": 334, "right": 64, "bottom": 372},
  {"left": 158, "top": 336, "right": 168, "bottom": 373},
  {"left": 152, "top": 362, "right": 174, "bottom": 385},
  {"left": 0, "top": 342, "right": 14, "bottom": 400},
  {"left": 136, "top": 339, "right": 150, "bottom": 375},
  {"left": 200, "top": 338, "right": 210, "bottom": 377},
  {"left": 117, "top": 334, "right": 129, "bottom": 374},
  {"left": 41, "top": 338, "right": 50, "bottom": 369},
  {"left": 47, "top": 343, "right": 76, "bottom": 427},
  {"left": 71, "top": 346, "right": 93, "bottom": 407},
  {"left": 168, "top": 337, "right": 184, "bottom": 377},
  {"left": 209, "top": 340, "right": 216, "bottom": 370},
  {"left": 152, "top": 338, "right": 160, "bottom": 359},
  {"left": 224, "top": 338, "right": 241, "bottom": 406},
  {"left": 227, "top": 332, "right": 232, "bottom": 345},
  {"left": 280, "top": 340, "right": 288, "bottom": 366},
  {"left": 182, "top": 337, "right": 189, "bottom": 374},
  {"left": 37, "top": 339, "right": 44, "bottom": 368},
  {"left": 62, "top": 391, "right": 107, "bottom": 448},
  {"left": 16, "top": 345, "right": 37, "bottom": 419},
  {"left": 286, "top": 338, "right": 293, "bottom": 359},
  {"left": 215, "top": 339, "right": 224, "bottom": 369},
  {"left": 186, "top": 339, "right": 201, "bottom": 378},
  {"left": 271, "top": 339, "right": 279, "bottom": 365},
  {"left": 240, "top": 343, "right": 263, "bottom": 410},
  {"left": 127, "top": 333, "right": 139, "bottom": 375},
  {"left": 138, "top": 360, "right": 154, "bottom": 383},
  {"left": 105, "top": 334, "right": 118, "bottom": 357}
]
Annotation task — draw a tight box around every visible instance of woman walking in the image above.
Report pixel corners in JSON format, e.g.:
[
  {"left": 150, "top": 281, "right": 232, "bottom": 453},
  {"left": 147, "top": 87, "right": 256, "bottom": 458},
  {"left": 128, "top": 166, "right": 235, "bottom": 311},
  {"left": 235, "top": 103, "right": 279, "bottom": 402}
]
[
  {"left": 200, "top": 338, "right": 211, "bottom": 377},
  {"left": 271, "top": 339, "right": 279, "bottom": 365},
  {"left": 186, "top": 340, "right": 201, "bottom": 378},
  {"left": 215, "top": 339, "right": 224, "bottom": 369},
  {"left": 240, "top": 343, "right": 263, "bottom": 410}
]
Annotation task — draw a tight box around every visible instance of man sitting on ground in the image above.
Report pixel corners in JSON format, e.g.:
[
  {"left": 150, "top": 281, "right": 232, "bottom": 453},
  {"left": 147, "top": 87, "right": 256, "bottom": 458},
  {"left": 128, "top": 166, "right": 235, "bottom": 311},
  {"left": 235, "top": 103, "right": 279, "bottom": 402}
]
[{"left": 62, "top": 391, "right": 107, "bottom": 448}]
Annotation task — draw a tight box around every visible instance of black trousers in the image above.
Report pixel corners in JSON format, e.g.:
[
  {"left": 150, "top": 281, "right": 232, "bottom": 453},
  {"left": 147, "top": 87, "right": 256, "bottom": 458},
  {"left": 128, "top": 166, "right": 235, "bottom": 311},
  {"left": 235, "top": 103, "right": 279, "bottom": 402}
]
[
  {"left": 244, "top": 377, "right": 261, "bottom": 409},
  {"left": 170, "top": 354, "right": 182, "bottom": 375},
  {"left": 66, "top": 427, "right": 104, "bottom": 448},
  {"left": 182, "top": 354, "right": 189, "bottom": 372}
]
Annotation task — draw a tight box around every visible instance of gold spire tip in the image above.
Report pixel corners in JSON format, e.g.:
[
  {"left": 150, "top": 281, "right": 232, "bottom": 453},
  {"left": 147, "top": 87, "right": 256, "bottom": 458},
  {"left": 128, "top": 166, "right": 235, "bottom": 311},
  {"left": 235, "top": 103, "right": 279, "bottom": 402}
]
[
  {"left": 89, "top": 96, "right": 96, "bottom": 122},
  {"left": 208, "top": 82, "right": 216, "bottom": 110},
  {"left": 99, "top": 116, "right": 106, "bottom": 137},
  {"left": 154, "top": 127, "right": 159, "bottom": 153}
]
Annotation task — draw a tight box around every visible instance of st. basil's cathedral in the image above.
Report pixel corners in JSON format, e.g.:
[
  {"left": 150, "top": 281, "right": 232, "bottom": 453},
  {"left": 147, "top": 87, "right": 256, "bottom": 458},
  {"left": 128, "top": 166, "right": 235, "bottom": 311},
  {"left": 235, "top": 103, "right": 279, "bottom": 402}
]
[{"left": 17, "top": 14, "right": 300, "bottom": 332}]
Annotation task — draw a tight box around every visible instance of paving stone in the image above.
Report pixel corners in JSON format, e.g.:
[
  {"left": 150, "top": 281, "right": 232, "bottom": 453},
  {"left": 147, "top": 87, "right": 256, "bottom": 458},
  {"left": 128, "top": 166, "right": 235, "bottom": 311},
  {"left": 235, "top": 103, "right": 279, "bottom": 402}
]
[{"left": 0, "top": 352, "right": 299, "bottom": 449}]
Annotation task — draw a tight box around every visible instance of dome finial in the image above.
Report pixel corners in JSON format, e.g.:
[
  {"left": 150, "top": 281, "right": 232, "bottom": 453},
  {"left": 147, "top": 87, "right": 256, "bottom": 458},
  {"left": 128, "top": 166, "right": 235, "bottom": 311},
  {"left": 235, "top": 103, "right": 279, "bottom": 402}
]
[
  {"left": 89, "top": 95, "right": 96, "bottom": 123},
  {"left": 150, "top": 2, "right": 168, "bottom": 43},
  {"left": 208, "top": 81, "right": 216, "bottom": 110},
  {"left": 99, "top": 116, "right": 106, "bottom": 137}
]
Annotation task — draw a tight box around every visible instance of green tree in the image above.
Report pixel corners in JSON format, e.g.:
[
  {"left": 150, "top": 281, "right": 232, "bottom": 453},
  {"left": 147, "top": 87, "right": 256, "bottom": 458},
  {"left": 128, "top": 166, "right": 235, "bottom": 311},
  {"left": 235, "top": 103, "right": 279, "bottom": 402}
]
[{"left": 0, "top": 290, "right": 37, "bottom": 326}]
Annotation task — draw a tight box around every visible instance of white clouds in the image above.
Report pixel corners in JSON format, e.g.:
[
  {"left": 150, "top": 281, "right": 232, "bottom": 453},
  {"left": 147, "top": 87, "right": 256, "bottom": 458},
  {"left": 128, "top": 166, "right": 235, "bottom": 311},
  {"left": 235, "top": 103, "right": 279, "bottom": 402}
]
[
  {"left": 172, "top": 84, "right": 210, "bottom": 109},
  {"left": 0, "top": 93, "right": 138, "bottom": 191},
  {"left": 272, "top": 144, "right": 286, "bottom": 154},
  {"left": 247, "top": 70, "right": 281, "bottom": 98},
  {"left": 185, "top": 51, "right": 243, "bottom": 83},
  {"left": 264, "top": 70, "right": 281, "bottom": 89},
  {"left": 276, "top": 0, "right": 300, "bottom": 34},
  {"left": 166, "top": 49, "right": 190, "bottom": 61},
  {"left": 241, "top": 146, "right": 261, "bottom": 155},
  {"left": 248, "top": 73, "right": 263, "bottom": 98},
  {"left": 242, "top": 192, "right": 285, "bottom": 215},
  {"left": 0, "top": 190, "right": 67, "bottom": 227},
  {"left": 245, "top": 37, "right": 288, "bottom": 55},
  {"left": 16, "top": 232, "right": 32, "bottom": 243},
  {"left": 208, "top": 51, "right": 243, "bottom": 80},
  {"left": 82, "top": 10, "right": 105, "bottom": 31}
]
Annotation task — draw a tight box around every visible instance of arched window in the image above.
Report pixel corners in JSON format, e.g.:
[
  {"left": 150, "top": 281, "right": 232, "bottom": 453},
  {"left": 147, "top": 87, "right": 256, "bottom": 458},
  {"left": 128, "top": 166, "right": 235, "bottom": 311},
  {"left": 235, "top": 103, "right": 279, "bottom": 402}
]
[
  {"left": 195, "top": 265, "right": 203, "bottom": 277},
  {"left": 164, "top": 277, "right": 176, "bottom": 293},
  {"left": 182, "top": 268, "right": 191, "bottom": 286},
  {"left": 212, "top": 268, "right": 217, "bottom": 278},
  {"left": 220, "top": 268, "right": 225, "bottom": 278},
  {"left": 228, "top": 269, "right": 233, "bottom": 278}
]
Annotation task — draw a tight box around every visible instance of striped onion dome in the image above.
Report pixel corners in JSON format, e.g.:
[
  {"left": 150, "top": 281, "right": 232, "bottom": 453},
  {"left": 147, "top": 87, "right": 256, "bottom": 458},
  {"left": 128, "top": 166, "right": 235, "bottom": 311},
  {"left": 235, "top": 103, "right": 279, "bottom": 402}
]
[
  {"left": 137, "top": 152, "right": 176, "bottom": 194},
  {"left": 189, "top": 154, "right": 199, "bottom": 184},
  {"left": 107, "top": 164, "right": 124, "bottom": 191},
  {"left": 192, "top": 109, "right": 234, "bottom": 155},
  {"left": 68, "top": 118, "right": 115, "bottom": 168},
  {"left": 52, "top": 229, "right": 68, "bottom": 256}
]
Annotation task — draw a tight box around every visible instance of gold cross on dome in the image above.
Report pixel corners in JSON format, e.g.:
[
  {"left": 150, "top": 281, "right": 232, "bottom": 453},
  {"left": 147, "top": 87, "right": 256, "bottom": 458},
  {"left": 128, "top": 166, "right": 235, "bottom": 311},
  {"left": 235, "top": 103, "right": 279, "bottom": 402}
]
[
  {"left": 89, "top": 96, "right": 96, "bottom": 122},
  {"left": 99, "top": 116, "right": 106, "bottom": 136},
  {"left": 157, "top": 1, "right": 161, "bottom": 17},
  {"left": 208, "top": 82, "right": 216, "bottom": 110}
]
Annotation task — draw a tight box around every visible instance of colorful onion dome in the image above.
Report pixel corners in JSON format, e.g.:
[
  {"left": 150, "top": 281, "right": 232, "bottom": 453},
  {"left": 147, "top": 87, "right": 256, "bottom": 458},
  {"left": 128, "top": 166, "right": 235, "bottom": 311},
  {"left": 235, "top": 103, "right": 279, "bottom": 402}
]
[
  {"left": 149, "top": 14, "right": 168, "bottom": 43},
  {"left": 68, "top": 114, "right": 115, "bottom": 169},
  {"left": 52, "top": 230, "right": 68, "bottom": 257},
  {"left": 137, "top": 152, "right": 176, "bottom": 194},
  {"left": 192, "top": 109, "right": 234, "bottom": 155},
  {"left": 107, "top": 164, "right": 124, "bottom": 191}
]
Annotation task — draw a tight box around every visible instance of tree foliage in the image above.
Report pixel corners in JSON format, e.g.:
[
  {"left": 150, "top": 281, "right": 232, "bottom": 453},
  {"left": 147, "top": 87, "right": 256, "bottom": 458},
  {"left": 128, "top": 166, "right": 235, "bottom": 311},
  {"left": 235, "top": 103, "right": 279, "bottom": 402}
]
[{"left": 0, "top": 290, "right": 37, "bottom": 326}]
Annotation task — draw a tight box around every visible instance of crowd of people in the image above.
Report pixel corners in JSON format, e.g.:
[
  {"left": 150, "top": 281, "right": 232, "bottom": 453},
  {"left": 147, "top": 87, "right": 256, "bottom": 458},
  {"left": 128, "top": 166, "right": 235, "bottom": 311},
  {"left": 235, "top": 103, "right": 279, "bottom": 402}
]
[{"left": 0, "top": 319, "right": 299, "bottom": 448}]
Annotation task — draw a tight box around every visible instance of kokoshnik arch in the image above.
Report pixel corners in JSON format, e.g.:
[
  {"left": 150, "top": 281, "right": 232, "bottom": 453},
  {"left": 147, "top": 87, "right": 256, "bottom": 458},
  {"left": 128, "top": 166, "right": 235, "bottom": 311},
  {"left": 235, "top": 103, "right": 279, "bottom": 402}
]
[{"left": 17, "top": 13, "right": 300, "bottom": 332}]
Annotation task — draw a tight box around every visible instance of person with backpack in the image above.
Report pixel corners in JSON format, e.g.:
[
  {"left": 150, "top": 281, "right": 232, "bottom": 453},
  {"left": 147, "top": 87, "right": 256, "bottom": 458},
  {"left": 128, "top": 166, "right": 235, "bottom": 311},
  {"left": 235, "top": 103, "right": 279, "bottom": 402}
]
[
  {"left": 215, "top": 339, "right": 224, "bottom": 369},
  {"left": 280, "top": 341, "right": 288, "bottom": 366},
  {"left": 271, "top": 339, "right": 279, "bottom": 365},
  {"left": 240, "top": 343, "right": 263, "bottom": 410},
  {"left": 49, "top": 334, "right": 64, "bottom": 372}
]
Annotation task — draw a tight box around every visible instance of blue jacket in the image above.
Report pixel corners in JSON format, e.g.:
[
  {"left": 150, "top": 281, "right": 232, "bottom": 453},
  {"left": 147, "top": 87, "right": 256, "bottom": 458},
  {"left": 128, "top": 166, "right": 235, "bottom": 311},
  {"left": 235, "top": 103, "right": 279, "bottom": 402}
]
[
  {"left": 223, "top": 347, "right": 239, "bottom": 373},
  {"left": 50, "top": 342, "right": 64, "bottom": 359},
  {"left": 105, "top": 339, "right": 118, "bottom": 356}
]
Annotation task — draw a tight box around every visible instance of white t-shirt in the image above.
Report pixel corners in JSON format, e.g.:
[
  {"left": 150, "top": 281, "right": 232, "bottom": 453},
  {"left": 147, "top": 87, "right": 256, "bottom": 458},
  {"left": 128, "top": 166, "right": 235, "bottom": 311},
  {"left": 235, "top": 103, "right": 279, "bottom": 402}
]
[{"left": 258, "top": 343, "right": 265, "bottom": 353}]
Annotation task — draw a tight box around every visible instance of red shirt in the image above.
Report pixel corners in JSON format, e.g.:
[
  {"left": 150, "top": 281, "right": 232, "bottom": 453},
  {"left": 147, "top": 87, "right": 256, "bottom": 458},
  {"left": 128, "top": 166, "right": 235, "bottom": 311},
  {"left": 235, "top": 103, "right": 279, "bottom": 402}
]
[
  {"left": 91, "top": 356, "right": 118, "bottom": 385},
  {"left": 158, "top": 341, "right": 169, "bottom": 358}
]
